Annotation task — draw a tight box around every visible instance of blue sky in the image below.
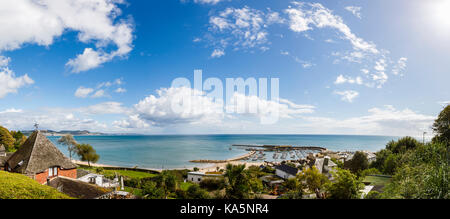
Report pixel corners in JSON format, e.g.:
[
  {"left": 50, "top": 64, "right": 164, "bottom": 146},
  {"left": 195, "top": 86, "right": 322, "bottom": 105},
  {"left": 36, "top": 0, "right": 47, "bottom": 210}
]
[{"left": 0, "top": 0, "right": 448, "bottom": 136}]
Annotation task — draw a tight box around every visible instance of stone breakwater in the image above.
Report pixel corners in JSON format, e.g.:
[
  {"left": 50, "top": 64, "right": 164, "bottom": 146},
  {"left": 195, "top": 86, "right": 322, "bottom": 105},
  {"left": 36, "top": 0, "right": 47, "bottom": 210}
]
[{"left": 189, "top": 151, "right": 257, "bottom": 164}]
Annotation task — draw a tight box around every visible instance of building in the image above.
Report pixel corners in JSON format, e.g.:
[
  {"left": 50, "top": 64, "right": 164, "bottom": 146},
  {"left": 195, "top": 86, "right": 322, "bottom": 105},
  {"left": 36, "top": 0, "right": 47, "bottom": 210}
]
[
  {"left": 275, "top": 164, "right": 299, "bottom": 179},
  {"left": 0, "top": 145, "right": 14, "bottom": 171},
  {"left": 187, "top": 171, "right": 223, "bottom": 183},
  {"left": 77, "top": 173, "right": 120, "bottom": 188},
  {"left": 5, "top": 130, "right": 78, "bottom": 184}
]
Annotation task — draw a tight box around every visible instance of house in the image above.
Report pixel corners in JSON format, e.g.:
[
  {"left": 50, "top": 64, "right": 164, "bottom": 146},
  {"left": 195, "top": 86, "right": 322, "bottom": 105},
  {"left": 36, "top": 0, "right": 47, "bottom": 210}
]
[
  {"left": 77, "top": 173, "right": 120, "bottom": 188},
  {"left": 187, "top": 171, "right": 223, "bottom": 183},
  {"left": 275, "top": 164, "right": 299, "bottom": 179},
  {"left": 0, "top": 145, "right": 14, "bottom": 171},
  {"left": 5, "top": 130, "right": 78, "bottom": 184}
]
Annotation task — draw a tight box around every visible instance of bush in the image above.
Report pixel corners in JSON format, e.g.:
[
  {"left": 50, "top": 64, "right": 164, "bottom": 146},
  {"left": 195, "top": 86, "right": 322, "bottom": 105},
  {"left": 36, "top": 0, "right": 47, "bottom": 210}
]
[
  {"left": 200, "top": 178, "right": 225, "bottom": 191},
  {"left": 344, "top": 151, "right": 368, "bottom": 175},
  {"left": 365, "top": 191, "right": 380, "bottom": 199},
  {"left": 186, "top": 184, "right": 210, "bottom": 199}
]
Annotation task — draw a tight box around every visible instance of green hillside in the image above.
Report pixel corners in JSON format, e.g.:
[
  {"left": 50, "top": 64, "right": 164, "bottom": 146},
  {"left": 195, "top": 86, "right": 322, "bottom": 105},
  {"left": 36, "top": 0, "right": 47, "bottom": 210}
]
[{"left": 0, "top": 171, "right": 72, "bottom": 199}]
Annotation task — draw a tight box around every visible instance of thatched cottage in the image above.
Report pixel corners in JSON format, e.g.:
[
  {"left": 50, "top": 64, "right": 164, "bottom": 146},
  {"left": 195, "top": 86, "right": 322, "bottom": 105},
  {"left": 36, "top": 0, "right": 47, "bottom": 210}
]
[
  {"left": 5, "top": 131, "right": 77, "bottom": 184},
  {"left": 0, "top": 144, "right": 14, "bottom": 171}
]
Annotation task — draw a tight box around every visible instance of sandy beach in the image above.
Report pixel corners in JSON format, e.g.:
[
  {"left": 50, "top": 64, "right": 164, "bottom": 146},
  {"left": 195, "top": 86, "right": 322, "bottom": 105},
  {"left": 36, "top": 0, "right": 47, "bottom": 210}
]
[{"left": 72, "top": 151, "right": 265, "bottom": 173}]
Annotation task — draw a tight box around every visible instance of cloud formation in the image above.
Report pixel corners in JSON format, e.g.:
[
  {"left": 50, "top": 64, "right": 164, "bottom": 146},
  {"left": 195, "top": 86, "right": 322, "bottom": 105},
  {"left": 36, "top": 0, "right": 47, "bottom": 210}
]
[{"left": 0, "top": 0, "right": 134, "bottom": 73}]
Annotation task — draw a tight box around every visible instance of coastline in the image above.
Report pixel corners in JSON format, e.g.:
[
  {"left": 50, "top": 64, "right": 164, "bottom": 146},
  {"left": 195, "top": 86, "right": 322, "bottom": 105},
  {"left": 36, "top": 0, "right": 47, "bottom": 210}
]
[{"left": 72, "top": 150, "right": 264, "bottom": 173}]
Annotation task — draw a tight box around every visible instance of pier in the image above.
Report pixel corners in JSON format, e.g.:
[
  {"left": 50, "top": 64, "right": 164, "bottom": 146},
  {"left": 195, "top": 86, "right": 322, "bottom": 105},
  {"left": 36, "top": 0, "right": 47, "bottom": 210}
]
[{"left": 231, "top": 144, "right": 327, "bottom": 151}]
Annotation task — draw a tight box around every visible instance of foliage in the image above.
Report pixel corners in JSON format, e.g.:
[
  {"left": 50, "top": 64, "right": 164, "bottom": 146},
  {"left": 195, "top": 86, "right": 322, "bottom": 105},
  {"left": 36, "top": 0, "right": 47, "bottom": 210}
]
[
  {"left": 297, "top": 166, "right": 329, "bottom": 198},
  {"left": 344, "top": 151, "right": 369, "bottom": 176},
  {"left": 154, "top": 171, "right": 178, "bottom": 199},
  {"left": 326, "top": 168, "right": 363, "bottom": 199},
  {"left": 359, "top": 168, "right": 381, "bottom": 178},
  {"left": 76, "top": 144, "right": 100, "bottom": 166},
  {"left": 0, "top": 126, "right": 15, "bottom": 152},
  {"left": 10, "top": 131, "right": 27, "bottom": 151},
  {"left": 369, "top": 149, "right": 392, "bottom": 173},
  {"left": 279, "top": 190, "right": 304, "bottom": 199},
  {"left": 186, "top": 184, "right": 210, "bottom": 199},
  {"left": 223, "top": 164, "right": 264, "bottom": 199},
  {"left": 381, "top": 142, "right": 449, "bottom": 199},
  {"left": 58, "top": 134, "right": 78, "bottom": 160},
  {"left": 200, "top": 178, "right": 226, "bottom": 191},
  {"left": 432, "top": 105, "right": 450, "bottom": 144},
  {"left": 0, "top": 171, "right": 71, "bottom": 199},
  {"left": 365, "top": 191, "right": 380, "bottom": 199},
  {"left": 331, "top": 158, "right": 344, "bottom": 169},
  {"left": 386, "top": 136, "right": 421, "bottom": 154},
  {"left": 141, "top": 181, "right": 165, "bottom": 199},
  {"left": 261, "top": 166, "right": 275, "bottom": 174}
]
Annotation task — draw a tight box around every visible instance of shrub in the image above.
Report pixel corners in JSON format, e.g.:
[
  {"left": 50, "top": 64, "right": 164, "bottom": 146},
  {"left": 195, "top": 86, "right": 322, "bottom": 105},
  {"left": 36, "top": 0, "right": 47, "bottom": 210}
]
[{"left": 200, "top": 178, "right": 225, "bottom": 191}]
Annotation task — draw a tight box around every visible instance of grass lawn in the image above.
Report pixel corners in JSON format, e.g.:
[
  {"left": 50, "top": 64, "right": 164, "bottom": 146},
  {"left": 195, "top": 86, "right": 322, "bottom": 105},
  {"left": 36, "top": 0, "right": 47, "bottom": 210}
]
[
  {"left": 0, "top": 171, "right": 72, "bottom": 199},
  {"left": 180, "top": 182, "right": 194, "bottom": 191},
  {"left": 79, "top": 166, "right": 158, "bottom": 179},
  {"left": 363, "top": 175, "right": 392, "bottom": 187}
]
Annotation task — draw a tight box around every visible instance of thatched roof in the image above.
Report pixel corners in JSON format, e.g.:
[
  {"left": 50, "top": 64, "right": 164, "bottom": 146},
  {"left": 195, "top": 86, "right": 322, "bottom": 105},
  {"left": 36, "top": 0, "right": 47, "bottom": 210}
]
[
  {"left": 48, "top": 177, "right": 110, "bottom": 199},
  {"left": 6, "top": 131, "right": 77, "bottom": 174}
]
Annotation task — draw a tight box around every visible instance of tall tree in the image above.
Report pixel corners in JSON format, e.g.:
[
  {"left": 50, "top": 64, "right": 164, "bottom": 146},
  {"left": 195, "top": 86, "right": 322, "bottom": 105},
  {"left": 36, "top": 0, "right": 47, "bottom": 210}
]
[
  {"left": 432, "top": 105, "right": 450, "bottom": 145},
  {"left": 297, "top": 166, "right": 329, "bottom": 199},
  {"left": 326, "top": 168, "right": 363, "bottom": 199},
  {"left": 344, "top": 151, "right": 369, "bottom": 175},
  {"left": 0, "top": 126, "right": 14, "bottom": 152},
  {"left": 154, "top": 171, "right": 178, "bottom": 199},
  {"left": 224, "top": 164, "right": 251, "bottom": 199},
  {"left": 76, "top": 144, "right": 100, "bottom": 167},
  {"left": 58, "top": 134, "right": 78, "bottom": 160}
]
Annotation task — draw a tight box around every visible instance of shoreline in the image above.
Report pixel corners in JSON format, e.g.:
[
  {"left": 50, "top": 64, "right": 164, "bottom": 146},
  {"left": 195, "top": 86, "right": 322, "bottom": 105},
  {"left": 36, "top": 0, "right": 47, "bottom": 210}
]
[{"left": 72, "top": 151, "right": 264, "bottom": 173}]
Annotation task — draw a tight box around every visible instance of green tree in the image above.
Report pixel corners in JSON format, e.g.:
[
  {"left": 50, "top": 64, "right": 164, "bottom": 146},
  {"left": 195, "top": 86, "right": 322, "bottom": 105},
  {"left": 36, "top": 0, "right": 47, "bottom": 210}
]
[
  {"left": 58, "top": 134, "right": 78, "bottom": 160},
  {"left": 0, "top": 126, "right": 14, "bottom": 152},
  {"left": 297, "top": 166, "right": 329, "bottom": 199},
  {"left": 387, "top": 136, "right": 421, "bottom": 154},
  {"left": 186, "top": 184, "right": 210, "bottom": 199},
  {"left": 10, "top": 131, "right": 27, "bottom": 150},
  {"left": 432, "top": 105, "right": 450, "bottom": 145},
  {"left": 142, "top": 181, "right": 165, "bottom": 199},
  {"left": 344, "top": 151, "right": 369, "bottom": 176},
  {"left": 76, "top": 144, "right": 100, "bottom": 167},
  {"left": 370, "top": 149, "right": 392, "bottom": 172},
  {"left": 224, "top": 164, "right": 252, "bottom": 199},
  {"left": 154, "top": 171, "right": 178, "bottom": 199},
  {"left": 326, "top": 168, "right": 363, "bottom": 199}
]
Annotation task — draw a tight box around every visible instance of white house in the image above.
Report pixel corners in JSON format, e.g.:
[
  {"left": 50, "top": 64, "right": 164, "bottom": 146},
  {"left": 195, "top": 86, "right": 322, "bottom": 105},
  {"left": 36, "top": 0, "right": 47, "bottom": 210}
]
[
  {"left": 187, "top": 171, "right": 223, "bottom": 183},
  {"left": 275, "top": 164, "right": 299, "bottom": 179},
  {"left": 78, "top": 173, "right": 120, "bottom": 188}
]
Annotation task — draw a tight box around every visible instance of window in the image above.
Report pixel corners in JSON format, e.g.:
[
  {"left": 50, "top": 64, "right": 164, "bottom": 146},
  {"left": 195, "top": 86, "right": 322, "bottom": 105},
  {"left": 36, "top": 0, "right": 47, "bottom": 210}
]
[{"left": 48, "top": 167, "right": 58, "bottom": 177}]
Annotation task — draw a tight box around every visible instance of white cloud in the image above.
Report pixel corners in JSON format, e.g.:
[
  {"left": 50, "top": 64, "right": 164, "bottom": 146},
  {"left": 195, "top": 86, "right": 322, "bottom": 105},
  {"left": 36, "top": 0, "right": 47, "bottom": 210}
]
[
  {"left": 208, "top": 6, "right": 274, "bottom": 54},
  {"left": 345, "top": 6, "right": 362, "bottom": 19},
  {"left": 334, "top": 75, "right": 363, "bottom": 85},
  {"left": 115, "top": 88, "right": 127, "bottom": 93},
  {"left": 285, "top": 2, "right": 378, "bottom": 54},
  {"left": 131, "top": 87, "right": 224, "bottom": 126},
  {"left": 0, "top": 108, "right": 23, "bottom": 114},
  {"left": 193, "top": 0, "right": 225, "bottom": 5},
  {"left": 0, "top": 67, "right": 34, "bottom": 98},
  {"left": 75, "top": 87, "right": 94, "bottom": 98},
  {"left": 92, "top": 89, "right": 107, "bottom": 98},
  {"left": 78, "top": 102, "right": 128, "bottom": 115},
  {"left": 334, "top": 90, "right": 359, "bottom": 102},
  {"left": 299, "top": 105, "right": 434, "bottom": 136},
  {"left": 0, "top": 0, "right": 134, "bottom": 73},
  {"left": 211, "top": 49, "right": 225, "bottom": 58},
  {"left": 392, "top": 57, "right": 408, "bottom": 76},
  {"left": 0, "top": 56, "right": 10, "bottom": 67}
]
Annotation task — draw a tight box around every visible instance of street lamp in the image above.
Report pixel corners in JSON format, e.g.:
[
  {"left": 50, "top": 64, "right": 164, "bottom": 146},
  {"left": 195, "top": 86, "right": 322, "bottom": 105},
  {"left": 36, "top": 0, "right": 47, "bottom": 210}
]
[{"left": 423, "top": 132, "right": 427, "bottom": 145}]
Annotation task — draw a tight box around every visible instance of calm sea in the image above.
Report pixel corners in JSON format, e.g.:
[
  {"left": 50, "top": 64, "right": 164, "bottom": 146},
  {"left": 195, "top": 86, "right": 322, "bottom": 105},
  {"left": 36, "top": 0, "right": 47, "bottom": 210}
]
[{"left": 48, "top": 135, "right": 398, "bottom": 169}]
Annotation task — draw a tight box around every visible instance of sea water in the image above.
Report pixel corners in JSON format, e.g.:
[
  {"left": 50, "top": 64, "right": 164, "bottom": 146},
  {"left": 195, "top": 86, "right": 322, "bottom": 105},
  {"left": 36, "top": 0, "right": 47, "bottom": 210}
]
[{"left": 48, "top": 135, "right": 398, "bottom": 169}]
